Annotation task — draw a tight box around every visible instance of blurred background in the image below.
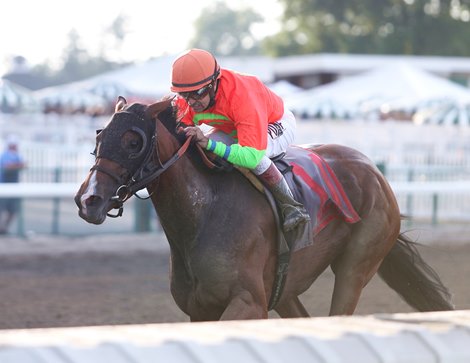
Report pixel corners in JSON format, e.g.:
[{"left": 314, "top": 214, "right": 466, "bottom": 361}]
[{"left": 1, "top": 0, "right": 470, "bottom": 236}]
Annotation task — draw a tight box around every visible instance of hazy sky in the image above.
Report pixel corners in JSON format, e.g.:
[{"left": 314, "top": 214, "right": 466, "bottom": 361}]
[{"left": 0, "top": 0, "right": 282, "bottom": 74}]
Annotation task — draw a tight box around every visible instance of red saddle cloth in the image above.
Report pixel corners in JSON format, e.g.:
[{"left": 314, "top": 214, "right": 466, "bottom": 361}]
[{"left": 275, "top": 145, "right": 361, "bottom": 237}]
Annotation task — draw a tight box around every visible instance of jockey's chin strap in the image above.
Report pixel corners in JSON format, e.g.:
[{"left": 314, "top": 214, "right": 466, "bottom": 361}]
[{"left": 105, "top": 135, "right": 193, "bottom": 218}]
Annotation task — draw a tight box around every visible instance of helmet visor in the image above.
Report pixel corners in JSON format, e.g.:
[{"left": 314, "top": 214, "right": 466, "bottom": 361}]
[{"left": 179, "top": 84, "right": 212, "bottom": 101}]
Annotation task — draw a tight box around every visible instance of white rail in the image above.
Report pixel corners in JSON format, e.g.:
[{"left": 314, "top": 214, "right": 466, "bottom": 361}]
[
  {"left": 0, "top": 183, "right": 153, "bottom": 236},
  {"left": 0, "top": 182, "right": 468, "bottom": 231},
  {"left": 0, "top": 310, "right": 469, "bottom": 362},
  {"left": 0, "top": 183, "right": 79, "bottom": 197},
  {"left": 0, "top": 181, "right": 469, "bottom": 197},
  {"left": 390, "top": 181, "right": 470, "bottom": 194}
]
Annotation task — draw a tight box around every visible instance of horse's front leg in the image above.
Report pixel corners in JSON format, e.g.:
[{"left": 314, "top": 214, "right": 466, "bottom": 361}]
[
  {"left": 187, "top": 282, "right": 269, "bottom": 321},
  {"left": 194, "top": 225, "right": 272, "bottom": 321},
  {"left": 218, "top": 246, "right": 272, "bottom": 320},
  {"left": 220, "top": 289, "right": 268, "bottom": 320}
]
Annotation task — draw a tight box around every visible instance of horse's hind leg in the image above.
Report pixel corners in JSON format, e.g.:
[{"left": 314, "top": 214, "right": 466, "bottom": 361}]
[
  {"left": 329, "top": 258, "right": 382, "bottom": 315},
  {"left": 274, "top": 296, "right": 310, "bottom": 318},
  {"left": 329, "top": 217, "right": 398, "bottom": 315}
]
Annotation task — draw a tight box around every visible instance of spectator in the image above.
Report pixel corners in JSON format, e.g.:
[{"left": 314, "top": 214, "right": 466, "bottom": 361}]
[{"left": 0, "top": 136, "right": 25, "bottom": 234}]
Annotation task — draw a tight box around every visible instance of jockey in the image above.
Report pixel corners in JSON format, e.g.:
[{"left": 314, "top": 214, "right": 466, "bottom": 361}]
[{"left": 171, "top": 48, "right": 310, "bottom": 232}]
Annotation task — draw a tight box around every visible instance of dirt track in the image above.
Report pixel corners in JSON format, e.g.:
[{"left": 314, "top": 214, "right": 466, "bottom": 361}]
[{"left": 0, "top": 225, "right": 469, "bottom": 329}]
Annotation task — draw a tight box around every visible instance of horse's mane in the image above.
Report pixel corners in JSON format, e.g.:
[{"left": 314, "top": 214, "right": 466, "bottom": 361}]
[
  {"left": 159, "top": 103, "right": 237, "bottom": 173},
  {"left": 156, "top": 104, "right": 187, "bottom": 144},
  {"left": 123, "top": 101, "right": 181, "bottom": 141},
  {"left": 154, "top": 103, "right": 221, "bottom": 171}
]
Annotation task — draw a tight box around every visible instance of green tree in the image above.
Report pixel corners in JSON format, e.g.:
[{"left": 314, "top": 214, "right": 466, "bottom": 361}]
[
  {"left": 100, "top": 14, "right": 130, "bottom": 61},
  {"left": 60, "top": 29, "right": 94, "bottom": 83},
  {"left": 263, "top": 0, "right": 470, "bottom": 56},
  {"left": 189, "top": 2, "right": 264, "bottom": 56}
]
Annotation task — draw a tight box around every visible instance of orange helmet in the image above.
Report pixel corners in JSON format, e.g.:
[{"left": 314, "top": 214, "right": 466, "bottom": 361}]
[{"left": 171, "top": 49, "right": 220, "bottom": 93}]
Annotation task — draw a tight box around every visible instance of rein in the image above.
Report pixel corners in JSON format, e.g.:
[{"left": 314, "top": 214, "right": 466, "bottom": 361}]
[{"left": 96, "top": 134, "right": 193, "bottom": 218}]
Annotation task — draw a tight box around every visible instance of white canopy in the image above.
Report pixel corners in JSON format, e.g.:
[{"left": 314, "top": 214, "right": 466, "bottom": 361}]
[
  {"left": 285, "top": 62, "right": 470, "bottom": 122},
  {"left": 84, "top": 54, "right": 275, "bottom": 98},
  {"left": 31, "top": 55, "right": 276, "bottom": 114},
  {"left": 0, "top": 79, "right": 38, "bottom": 113},
  {"left": 267, "top": 80, "right": 303, "bottom": 98},
  {"left": 413, "top": 100, "right": 470, "bottom": 126},
  {"left": 34, "top": 83, "right": 108, "bottom": 114},
  {"left": 86, "top": 56, "right": 175, "bottom": 98}
]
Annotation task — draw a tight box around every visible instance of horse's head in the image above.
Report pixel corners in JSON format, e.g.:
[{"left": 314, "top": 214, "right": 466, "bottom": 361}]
[{"left": 75, "top": 96, "right": 172, "bottom": 224}]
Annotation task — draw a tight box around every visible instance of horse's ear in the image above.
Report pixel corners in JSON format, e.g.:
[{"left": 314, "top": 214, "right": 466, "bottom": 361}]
[
  {"left": 146, "top": 96, "right": 175, "bottom": 118},
  {"left": 115, "top": 96, "right": 127, "bottom": 112}
]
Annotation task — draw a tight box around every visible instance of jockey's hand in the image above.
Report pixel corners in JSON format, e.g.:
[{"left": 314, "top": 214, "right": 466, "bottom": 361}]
[{"left": 179, "top": 126, "right": 209, "bottom": 149}]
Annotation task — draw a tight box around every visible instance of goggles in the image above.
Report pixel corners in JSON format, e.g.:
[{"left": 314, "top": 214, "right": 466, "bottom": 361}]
[{"left": 179, "top": 84, "right": 212, "bottom": 101}]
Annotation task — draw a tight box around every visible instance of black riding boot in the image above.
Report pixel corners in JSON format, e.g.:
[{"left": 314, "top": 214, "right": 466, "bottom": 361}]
[{"left": 258, "top": 162, "right": 310, "bottom": 232}]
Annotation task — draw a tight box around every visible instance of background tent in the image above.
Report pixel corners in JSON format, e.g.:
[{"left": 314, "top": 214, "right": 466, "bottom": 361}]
[
  {"left": 34, "top": 83, "right": 109, "bottom": 115},
  {"left": 267, "top": 80, "right": 303, "bottom": 98},
  {"left": 79, "top": 54, "right": 275, "bottom": 97},
  {"left": 32, "top": 55, "right": 276, "bottom": 115},
  {"left": 413, "top": 99, "right": 470, "bottom": 126},
  {"left": 0, "top": 79, "right": 39, "bottom": 113},
  {"left": 285, "top": 62, "right": 470, "bottom": 123}
]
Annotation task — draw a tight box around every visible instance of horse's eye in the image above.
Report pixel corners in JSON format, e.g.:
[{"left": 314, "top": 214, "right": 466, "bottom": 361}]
[{"left": 130, "top": 140, "right": 140, "bottom": 149}]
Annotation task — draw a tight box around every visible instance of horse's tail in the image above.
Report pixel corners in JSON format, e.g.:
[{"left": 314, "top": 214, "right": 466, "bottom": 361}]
[{"left": 377, "top": 233, "right": 454, "bottom": 311}]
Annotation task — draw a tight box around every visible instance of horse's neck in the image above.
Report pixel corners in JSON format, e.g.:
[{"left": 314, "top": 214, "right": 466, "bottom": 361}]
[{"left": 151, "top": 120, "right": 214, "bottom": 240}]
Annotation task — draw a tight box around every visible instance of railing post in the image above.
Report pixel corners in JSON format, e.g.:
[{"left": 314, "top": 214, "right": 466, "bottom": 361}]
[
  {"left": 376, "top": 162, "right": 386, "bottom": 176},
  {"left": 51, "top": 167, "right": 61, "bottom": 235},
  {"left": 405, "top": 168, "right": 414, "bottom": 225},
  {"left": 432, "top": 193, "right": 439, "bottom": 225},
  {"left": 16, "top": 199, "right": 25, "bottom": 237},
  {"left": 134, "top": 198, "right": 151, "bottom": 232}
]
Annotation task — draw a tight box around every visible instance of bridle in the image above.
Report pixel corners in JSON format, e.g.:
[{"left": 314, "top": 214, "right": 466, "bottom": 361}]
[
  {"left": 94, "top": 133, "right": 193, "bottom": 218},
  {"left": 91, "top": 110, "right": 193, "bottom": 218}
]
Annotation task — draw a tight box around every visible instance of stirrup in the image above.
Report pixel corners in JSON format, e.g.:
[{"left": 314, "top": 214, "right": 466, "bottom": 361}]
[{"left": 282, "top": 207, "right": 310, "bottom": 232}]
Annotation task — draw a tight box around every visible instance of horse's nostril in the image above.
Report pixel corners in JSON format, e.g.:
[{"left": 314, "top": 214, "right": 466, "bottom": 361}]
[{"left": 85, "top": 195, "right": 102, "bottom": 206}]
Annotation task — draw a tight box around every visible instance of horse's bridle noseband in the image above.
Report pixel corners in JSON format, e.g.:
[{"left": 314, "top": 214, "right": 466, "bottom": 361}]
[{"left": 92, "top": 124, "right": 193, "bottom": 218}]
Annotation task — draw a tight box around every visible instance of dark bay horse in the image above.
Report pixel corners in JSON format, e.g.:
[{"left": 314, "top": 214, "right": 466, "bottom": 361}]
[{"left": 75, "top": 97, "right": 454, "bottom": 321}]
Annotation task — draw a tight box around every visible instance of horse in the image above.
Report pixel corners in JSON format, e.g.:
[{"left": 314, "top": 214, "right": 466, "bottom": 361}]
[{"left": 75, "top": 97, "right": 454, "bottom": 321}]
